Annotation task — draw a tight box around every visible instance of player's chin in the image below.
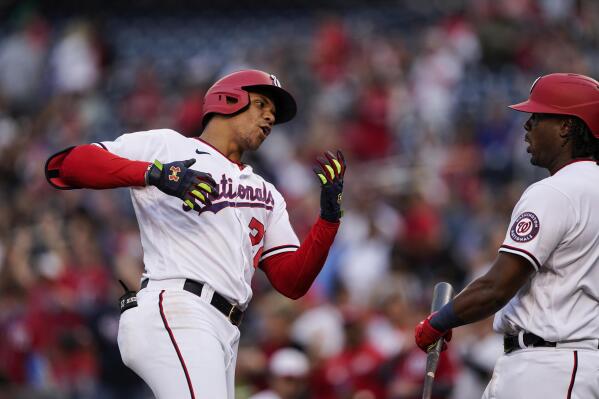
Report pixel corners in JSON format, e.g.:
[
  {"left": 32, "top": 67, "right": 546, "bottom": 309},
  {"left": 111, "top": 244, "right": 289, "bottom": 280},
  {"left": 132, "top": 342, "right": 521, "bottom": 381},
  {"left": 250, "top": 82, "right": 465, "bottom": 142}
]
[
  {"left": 242, "top": 135, "right": 264, "bottom": 151},
  {"left": 526, "top": 147, "right": 537, "bottom": 165},
  {"left": 245, "top": 139, "right": 263, "bottom": 152},
  {"left": 253, "top": 135, "right": 267, "bottom": 149}
]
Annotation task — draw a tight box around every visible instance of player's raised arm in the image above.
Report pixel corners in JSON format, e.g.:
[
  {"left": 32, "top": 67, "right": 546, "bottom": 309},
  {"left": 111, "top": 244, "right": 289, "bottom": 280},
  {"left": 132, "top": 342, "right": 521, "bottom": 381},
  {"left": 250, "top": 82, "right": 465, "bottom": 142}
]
[{"left": 260, "top": 150, "right": 346, "bottom": 299}]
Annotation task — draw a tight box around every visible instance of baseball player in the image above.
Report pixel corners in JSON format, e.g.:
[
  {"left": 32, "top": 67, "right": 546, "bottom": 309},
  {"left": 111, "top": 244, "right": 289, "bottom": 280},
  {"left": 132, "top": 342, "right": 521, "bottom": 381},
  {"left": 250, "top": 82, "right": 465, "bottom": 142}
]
[
  {"left": 44, "top": 69, "right": 347, "bottom": 399},
  {"left": 414, "top": 73, "right": 599, "bottom": 398}
]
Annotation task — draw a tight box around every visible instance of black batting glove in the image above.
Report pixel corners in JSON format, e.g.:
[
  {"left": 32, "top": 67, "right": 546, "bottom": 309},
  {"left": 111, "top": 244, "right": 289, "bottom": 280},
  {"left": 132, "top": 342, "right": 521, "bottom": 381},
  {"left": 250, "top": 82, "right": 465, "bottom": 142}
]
[
  {"left": 313, "top": 150, "right": 346, "bottom": 222},
  {"left": 145, "top": 159, "right": 219, "bottom": 213}
]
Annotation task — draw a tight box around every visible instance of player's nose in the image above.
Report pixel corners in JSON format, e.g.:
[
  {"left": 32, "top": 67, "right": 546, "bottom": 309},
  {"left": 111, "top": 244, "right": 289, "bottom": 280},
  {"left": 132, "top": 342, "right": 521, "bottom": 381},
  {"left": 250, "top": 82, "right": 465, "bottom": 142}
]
[{"left": 263, "top": 111, "right": 275, "bottom": 126}]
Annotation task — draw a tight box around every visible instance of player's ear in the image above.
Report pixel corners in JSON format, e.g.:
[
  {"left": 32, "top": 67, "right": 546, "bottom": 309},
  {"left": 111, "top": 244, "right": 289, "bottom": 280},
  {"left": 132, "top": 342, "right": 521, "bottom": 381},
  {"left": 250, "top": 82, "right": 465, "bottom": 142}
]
[
  {"left": 559, "top": 118, "right": 575, "bottom": 143},
  {"left": 563, "top": 118, "right": 576, "bottom": 134}
]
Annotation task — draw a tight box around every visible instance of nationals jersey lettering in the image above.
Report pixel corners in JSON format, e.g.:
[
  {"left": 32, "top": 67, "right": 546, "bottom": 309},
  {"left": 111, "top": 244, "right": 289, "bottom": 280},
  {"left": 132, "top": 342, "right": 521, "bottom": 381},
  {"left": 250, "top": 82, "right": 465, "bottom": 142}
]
[
  {"left": 201, "top": 175, "right": 275, "bottom": 211},
  {"left": 496, "top": 160, "right": 599, "bottom": 342},
  {"left": 196, "top": 175, "right": 275, "bottom": 215},
  {"left": 97, "top": 129, "right": 300, "bottom": 307}
]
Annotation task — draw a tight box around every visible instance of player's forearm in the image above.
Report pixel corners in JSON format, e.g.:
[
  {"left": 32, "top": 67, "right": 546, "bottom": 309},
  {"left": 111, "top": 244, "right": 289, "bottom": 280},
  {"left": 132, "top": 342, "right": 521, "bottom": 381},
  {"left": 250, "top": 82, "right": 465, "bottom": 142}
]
[
  {"left": 261, "top": 217, "right": 339, "bottom": 299},
  {"left": 60, "top": 144, "right": 150, "bottom": 189},
  {"left": 451, "top": 277, "right": 511, "bottom": 324},
  {"left": 431, "top": 252, "right": 533, "bottom": 332},
  {"left": 431, "top": 277, "right": 512, "bottom": 332}
]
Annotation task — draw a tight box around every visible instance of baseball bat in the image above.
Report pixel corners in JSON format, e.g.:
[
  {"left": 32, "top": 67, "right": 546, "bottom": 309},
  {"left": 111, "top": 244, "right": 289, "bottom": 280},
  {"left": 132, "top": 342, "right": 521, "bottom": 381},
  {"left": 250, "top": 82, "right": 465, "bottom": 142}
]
[{"left": 421, "top": 282, "right": 454, "bottom": 399}]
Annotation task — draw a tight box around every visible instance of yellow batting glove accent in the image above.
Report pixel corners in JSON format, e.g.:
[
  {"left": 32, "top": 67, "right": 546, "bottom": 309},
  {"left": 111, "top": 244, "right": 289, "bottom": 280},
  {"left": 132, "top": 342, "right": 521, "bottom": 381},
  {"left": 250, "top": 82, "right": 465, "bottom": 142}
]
[
  {"left": 153, "top": 160, "right": 164, "bottom": 171},
  {"left": 198, "top": 183, "right": 212, "bottom": 193},
  {"left": 332, "top": 159, "right": 341, "bottom": 174},
  {"left": 191, "top": 190, "right": 205, "bottom": 203},
  {"left": 325, "top": 165, "right": 335, "bottom": 179},
  {"left": 317, "top": 173, "right": 327, "bottom": 185},
  {"left": 184, "top": 199, "right": 195, "bottom": 210}
]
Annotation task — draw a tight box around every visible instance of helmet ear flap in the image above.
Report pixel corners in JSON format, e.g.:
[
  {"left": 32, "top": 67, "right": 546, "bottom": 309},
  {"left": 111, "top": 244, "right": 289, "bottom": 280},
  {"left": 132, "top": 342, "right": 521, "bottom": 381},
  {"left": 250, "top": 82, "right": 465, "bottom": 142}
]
[
  {"left": 202, "top": 88, "right": 251, "bottom": 128},
  {"left": 214, "top": 88, "right": 247, "bottom": 110},
  {"left": 225, "top": 95, "right": 239, "bottom": 105}
]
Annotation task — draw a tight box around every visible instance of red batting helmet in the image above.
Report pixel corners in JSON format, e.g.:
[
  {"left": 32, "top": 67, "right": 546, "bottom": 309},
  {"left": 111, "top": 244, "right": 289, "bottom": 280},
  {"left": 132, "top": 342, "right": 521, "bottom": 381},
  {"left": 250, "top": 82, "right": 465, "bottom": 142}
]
[
  {"left": 202, "top": 69, "right": 297, "bottom": 128},
  {"left": 509, "top": 73, "right": 599, "bottom": 138}
]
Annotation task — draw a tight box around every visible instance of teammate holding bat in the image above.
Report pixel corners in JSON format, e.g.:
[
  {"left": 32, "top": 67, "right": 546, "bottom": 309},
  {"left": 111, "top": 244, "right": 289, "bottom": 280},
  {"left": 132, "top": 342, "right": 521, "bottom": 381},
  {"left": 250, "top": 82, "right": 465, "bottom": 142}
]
[{"left": 415, "top": 73, "right": 599, "bottom": 398}]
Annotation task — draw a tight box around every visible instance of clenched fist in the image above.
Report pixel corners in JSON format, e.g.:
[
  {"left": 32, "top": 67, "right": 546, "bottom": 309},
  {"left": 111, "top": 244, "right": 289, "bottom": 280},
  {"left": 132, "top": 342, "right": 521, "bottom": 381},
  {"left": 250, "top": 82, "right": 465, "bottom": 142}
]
[
  {"left": 415, "top": 313, "right": 452, "bottom": 352},
  {"left": 146, "top": 158, "right": 219, "bottom": 213}
]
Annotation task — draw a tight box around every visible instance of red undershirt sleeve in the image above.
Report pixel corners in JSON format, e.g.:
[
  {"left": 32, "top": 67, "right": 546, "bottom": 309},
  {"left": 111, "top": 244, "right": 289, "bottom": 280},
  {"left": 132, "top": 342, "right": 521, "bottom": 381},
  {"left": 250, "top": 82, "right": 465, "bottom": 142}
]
[
  {"left": 56, "top": 144, "right": 150, "bottom": 189},
  {"left": 260, "top": 217, "right": 340, "bottom": 299}
]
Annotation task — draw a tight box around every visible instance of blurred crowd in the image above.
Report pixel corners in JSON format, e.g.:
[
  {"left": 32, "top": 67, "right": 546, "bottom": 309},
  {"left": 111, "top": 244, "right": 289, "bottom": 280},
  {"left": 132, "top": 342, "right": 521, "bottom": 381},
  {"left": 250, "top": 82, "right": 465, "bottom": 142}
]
[{"left": 0, "top": 0, "right": 598, "bottom": 398}]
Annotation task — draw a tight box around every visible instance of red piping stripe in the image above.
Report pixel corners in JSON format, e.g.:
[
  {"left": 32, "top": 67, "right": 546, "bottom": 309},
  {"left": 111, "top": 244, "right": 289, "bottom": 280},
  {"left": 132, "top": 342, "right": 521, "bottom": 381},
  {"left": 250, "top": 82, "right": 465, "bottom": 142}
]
[
  {"left": 159, "top": 290, "right": 196, "bottom": 399},
  {"left": 566, "top": 351, "right": 578, "bottom": 399},
  {"left": 262, "top": 244, "right": 300, "bottom": 257},
  {"left": 500, "top": 245, "right": 542, "bottom": 270},
  {"left": 94, "top": 142, "right": 108, "bottom": 150}
]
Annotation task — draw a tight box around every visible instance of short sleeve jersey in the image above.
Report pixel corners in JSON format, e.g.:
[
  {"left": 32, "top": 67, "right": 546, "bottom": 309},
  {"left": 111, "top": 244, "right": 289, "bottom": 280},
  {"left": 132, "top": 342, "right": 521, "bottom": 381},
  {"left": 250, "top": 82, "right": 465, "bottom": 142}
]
[
  {"left": 98, "top": 129, "right": 300, "bottom": 307},
  {"left": 494, "top": 160, "right": 599, "bottom": 342}
]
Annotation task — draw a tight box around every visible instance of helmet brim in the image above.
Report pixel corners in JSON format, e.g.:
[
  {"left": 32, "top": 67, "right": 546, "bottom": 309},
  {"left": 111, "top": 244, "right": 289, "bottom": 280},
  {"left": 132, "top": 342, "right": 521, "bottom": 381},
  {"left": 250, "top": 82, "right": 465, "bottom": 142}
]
[
  {"left": 508, "top": 99, "right": 567, "bottom": 115},
  {"left": 244, "top": 84, "right": 297, "bottom": 124}
]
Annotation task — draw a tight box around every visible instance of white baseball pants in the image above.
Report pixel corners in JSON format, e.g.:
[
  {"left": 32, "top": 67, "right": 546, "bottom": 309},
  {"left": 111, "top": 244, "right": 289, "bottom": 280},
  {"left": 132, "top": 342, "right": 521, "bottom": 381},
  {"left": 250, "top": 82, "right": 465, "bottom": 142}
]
[
  {"left": 482, "top": 346, "right": 599, "bottom": 399},
  {"left": 118, "top": 279, "right": 241, "bottom": 399}
]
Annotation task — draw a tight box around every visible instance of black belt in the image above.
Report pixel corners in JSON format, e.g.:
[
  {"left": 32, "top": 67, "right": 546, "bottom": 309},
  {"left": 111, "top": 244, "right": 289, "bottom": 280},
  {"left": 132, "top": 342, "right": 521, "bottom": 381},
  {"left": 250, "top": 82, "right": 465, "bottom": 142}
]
[
  {"left": 504, "top": 332, "right": 556, "bottom": 353},
  {"left": 504, "top": 333, "right": 599, "bottom": 353},
  {"left": 140, "top": 279, "right": 244, "bottom": 326}
]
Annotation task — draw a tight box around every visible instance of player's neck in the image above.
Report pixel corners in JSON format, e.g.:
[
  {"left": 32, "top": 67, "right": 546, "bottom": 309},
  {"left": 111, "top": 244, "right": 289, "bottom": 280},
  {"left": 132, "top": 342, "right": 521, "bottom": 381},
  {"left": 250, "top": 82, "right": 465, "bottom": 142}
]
[
  {"left": 547, "top": 154, "right": 575, "bottom": 175},
  {"left": 198, "top": 129, "right": 243, "bottom": 163},
  {"left": 541, "top": 139, "right": 575, "bottom": 175}
]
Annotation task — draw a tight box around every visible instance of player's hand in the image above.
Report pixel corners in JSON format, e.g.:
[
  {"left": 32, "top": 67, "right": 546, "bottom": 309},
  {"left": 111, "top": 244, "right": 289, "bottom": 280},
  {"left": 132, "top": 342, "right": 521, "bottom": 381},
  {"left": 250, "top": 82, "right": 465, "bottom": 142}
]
[
  {"left": 146, "top": 159, "right": 219, "bottom": 213},
  {"left": 414, "top": 313, "right": 453, "bottom": 352},
  {"left": 313, "top": 150, "right": 346, "bottom": 222}
]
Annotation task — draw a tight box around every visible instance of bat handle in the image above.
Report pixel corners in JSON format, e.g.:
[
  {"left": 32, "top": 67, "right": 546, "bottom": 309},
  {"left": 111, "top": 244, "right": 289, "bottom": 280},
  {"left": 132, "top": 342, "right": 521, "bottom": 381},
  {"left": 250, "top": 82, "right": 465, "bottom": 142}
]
[
  {"left": 421, "top": 282, "right": 454, "bottom": 399},
  {"left": 421, "top": 342, "right": 442, "bottom": 399}
]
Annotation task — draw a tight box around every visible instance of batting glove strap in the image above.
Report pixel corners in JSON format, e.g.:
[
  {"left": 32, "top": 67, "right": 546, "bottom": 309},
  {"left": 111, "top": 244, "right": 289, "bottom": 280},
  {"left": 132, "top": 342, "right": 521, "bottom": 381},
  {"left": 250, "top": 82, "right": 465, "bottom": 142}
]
[
  {"left": 145, "top": 160, "right": 164, "bottom": 187},
  {"left": 314, "top": 150, "right": 346, "bottom": 223},
  {"left": 415, "top": 313, "right": 452, "bottom": 353}
]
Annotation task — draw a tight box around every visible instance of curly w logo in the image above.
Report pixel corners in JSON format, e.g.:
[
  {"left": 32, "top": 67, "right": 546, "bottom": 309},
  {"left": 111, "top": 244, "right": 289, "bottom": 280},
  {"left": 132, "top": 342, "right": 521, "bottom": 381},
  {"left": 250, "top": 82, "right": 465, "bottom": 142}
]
[{"left": 517, "top": 221, "right": 532, "bottom": 234}]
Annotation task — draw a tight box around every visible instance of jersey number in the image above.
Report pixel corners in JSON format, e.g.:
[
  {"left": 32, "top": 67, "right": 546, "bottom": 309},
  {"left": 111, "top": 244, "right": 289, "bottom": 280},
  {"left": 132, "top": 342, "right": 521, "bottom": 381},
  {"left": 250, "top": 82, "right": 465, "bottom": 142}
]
[{"left": 248, "top": 218, "right": 265, "bottom": 268}]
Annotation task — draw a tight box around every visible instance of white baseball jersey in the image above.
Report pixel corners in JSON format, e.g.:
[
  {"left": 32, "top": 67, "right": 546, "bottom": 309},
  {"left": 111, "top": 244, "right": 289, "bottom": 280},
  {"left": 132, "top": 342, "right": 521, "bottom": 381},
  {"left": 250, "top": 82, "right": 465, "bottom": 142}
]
[
  {"left": 495, "top": 160, "right": 599, "bottom": 342},
  {"left": 99, "top": 128, "right": 300, "bottom": 308}
]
